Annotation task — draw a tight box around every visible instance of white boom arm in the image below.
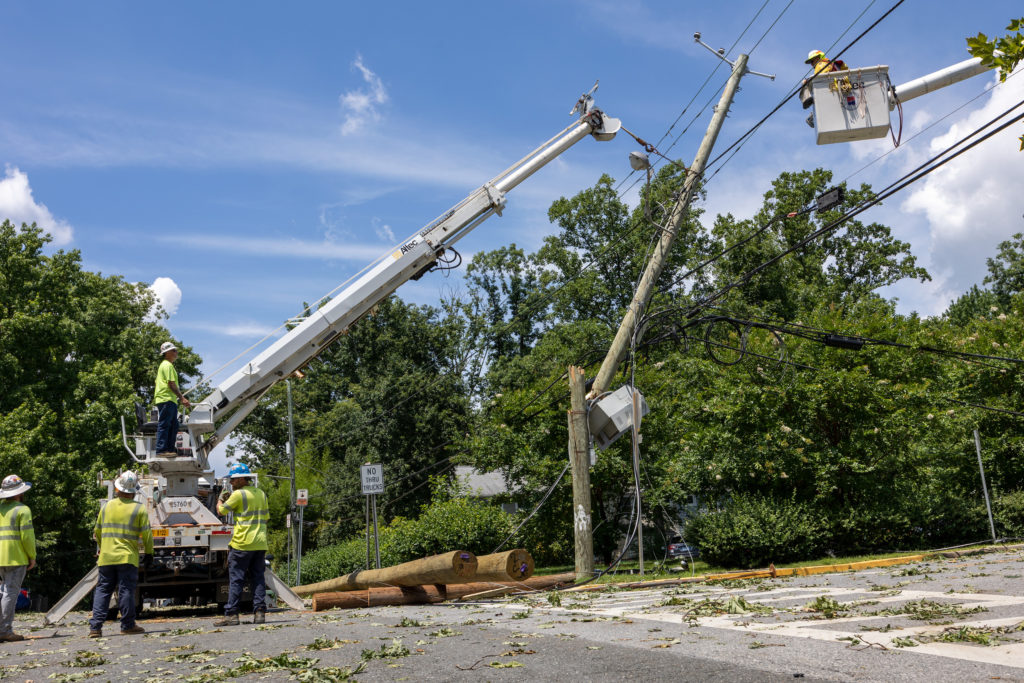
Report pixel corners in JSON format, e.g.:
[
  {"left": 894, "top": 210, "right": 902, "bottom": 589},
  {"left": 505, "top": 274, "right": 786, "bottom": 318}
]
[
  {"left": 186, "top": 106, "right": 621, "bottom": 459},
  {"left": 893, "top": 56, "right": 992, "bottom": 104}
]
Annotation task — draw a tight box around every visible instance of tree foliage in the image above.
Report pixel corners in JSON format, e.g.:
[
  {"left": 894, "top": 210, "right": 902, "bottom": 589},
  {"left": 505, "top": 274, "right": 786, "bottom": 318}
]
[
  {"left": 968, "top": 18, "right": 1024, "bottom": 150},
  {"left": 0, "top": 221, "right": 198, "bottom": 597}
]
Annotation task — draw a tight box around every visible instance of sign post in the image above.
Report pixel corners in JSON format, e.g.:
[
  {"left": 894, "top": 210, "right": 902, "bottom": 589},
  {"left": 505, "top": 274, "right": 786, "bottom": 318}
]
[
  {"left": 361, "top": 464, "right": 384, "bottom": 569},
  {"left": 295, "top": 489, "right": 307, "bottom": 582}
]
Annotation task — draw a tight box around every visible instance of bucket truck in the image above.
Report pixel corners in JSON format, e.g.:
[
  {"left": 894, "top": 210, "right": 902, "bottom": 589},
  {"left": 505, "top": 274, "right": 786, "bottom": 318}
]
[
  {"left": 809, "top": 54, "right": 996, "bottom": 144},
  {"left": 44, "top": 88, "right": 621, "bottom": 624}
]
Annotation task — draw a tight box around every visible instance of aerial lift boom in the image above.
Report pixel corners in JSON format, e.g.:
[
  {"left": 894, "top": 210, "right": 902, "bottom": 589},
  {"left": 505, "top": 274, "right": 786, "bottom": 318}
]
[{"left": 45, "top": 89, "right": 620, "bottom": 624}]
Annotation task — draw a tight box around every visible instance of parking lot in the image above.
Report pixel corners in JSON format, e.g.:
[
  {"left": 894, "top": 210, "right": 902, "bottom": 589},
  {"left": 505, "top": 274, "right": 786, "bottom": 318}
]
[{"left": 3, "top": 546, "right": 1024, "bottom": 681}]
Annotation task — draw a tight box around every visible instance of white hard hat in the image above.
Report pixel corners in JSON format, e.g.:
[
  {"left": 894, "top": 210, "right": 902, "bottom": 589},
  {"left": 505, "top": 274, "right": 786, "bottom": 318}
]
[
  {"left": 0, "top": 475, "right": 32, "bottom": 498},
  {"left": 805, "top": 49, "right": 826, "bottom": 64},
  {"left": 114, "top": 471, "right": 140, "bottom": 494},
  {"left": 159, "top": 341, "right": 177, "bottom": 356}
]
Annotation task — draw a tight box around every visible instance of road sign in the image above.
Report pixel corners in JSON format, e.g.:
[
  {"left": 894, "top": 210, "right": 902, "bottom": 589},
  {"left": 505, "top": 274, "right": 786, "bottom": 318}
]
[
  {"left": 361, "top": 463, "right": 384, "bottom": 495},
  {"left": 296, "top": 489, "right": 308, "bottom": 507}
]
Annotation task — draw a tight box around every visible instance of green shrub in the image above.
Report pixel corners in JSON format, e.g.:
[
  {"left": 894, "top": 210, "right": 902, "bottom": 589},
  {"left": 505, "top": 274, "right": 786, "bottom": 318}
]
[
  {"left": 685, "top": 494, "right": 826, "bottom": 568},
  {"left": 995, "top": 490, "right": 1024, "bottom": 537}
]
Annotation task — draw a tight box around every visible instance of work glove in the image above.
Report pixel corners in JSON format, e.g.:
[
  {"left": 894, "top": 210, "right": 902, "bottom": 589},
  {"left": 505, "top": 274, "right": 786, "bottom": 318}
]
[{"left": 219, "top": 489, "right": 231, "bottom": 503}]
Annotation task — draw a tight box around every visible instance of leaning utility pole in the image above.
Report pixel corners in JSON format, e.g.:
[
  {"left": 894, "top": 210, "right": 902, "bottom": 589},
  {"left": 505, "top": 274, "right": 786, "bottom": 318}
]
[
  {"left": 571, "top": 35, "right": 771, "bottom": 572},
  {"left": 589, "top": 40, "right": 766, "bottom": 399},
  {"left": 567, "top": 365, "right": 593, "bottom": 579}
]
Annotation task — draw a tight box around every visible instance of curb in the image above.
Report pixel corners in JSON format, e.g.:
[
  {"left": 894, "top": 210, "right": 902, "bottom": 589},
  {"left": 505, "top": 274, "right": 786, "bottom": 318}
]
[{"left": 567, "top": 543, "right": 1024, "bottom": 593}]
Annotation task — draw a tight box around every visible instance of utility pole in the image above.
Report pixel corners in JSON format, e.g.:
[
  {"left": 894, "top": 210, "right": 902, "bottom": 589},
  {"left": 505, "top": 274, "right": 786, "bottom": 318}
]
[
  {"left": 589, "top": 40, "right": 766, "bottom": 399},
  {"left": 568, "top": 365, "right": 593, "bottom": 580},
  {"left": 974, "top": 430, "right": 998, "bottom": 543},
  {"left": 573, "top": 36, "right": 770, "bottom": 572},
  {"left": 286, "top": 379, "right": 298, "bottom": 582}
]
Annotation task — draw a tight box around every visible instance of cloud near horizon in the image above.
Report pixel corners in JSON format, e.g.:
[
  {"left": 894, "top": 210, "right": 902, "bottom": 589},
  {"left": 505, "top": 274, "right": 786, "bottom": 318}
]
[{"left": 0, "top": 166, "right": 74, "bottom": 245}]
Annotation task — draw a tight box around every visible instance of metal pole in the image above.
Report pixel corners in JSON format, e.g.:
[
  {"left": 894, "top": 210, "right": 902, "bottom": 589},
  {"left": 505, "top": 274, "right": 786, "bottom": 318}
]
[
  {"left": 974, "top": 430, "right": 998, "bottom": 543},
  {"left": 296, "top": 505, "right": 304, "bottom": 582},
  {"left": 286, "top": 379, "right": 297, "bottom": 580},
  {"left": 286, "top": 511, "right": 292, "bottom": 583},
  {"left": 365, "top": 495, "right": 371, "bottom": 570},
  {"left": 371, "top": 494, "right": 381, "bottom": 569},
  {"left": 588, "top": 54, "right": 750, "bottom": 399},
  {"left": 568, "top": 366, "right": 594, "bottom": 580},
  {"left": 632, "top": 388, "right": 643, "bottom": 576}
]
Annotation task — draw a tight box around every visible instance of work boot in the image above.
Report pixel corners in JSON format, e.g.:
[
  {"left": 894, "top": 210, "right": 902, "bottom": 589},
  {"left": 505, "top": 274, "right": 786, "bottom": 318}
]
[
  {"left": 253, "top": 610, "right": 266, "bottom": 624},
  {"left": 88, "top": 629, "right": 102, "bottom": 638},
  {"left": 121, "top": 625, "right": 145, "bottom": 635},
  {"left": 0, "top": 633, "right": 25, "bottom": 642},
  {"left": 213, "top": 614, "right": 239, "bottom": 627}
]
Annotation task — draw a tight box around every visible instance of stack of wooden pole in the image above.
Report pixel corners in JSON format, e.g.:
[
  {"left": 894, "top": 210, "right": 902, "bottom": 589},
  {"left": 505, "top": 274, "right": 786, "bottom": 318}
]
[{"left": 292, "top": 549, "right": 566, "bottom": 611}]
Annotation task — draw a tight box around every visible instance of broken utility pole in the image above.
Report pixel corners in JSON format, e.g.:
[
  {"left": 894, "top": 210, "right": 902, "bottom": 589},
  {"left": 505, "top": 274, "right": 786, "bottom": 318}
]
[
  {"left": 569, "top": 40, "right": 768, "bottom": 574},
  {"left": 568, "top": 365, "right": 594, "bottom": 580}
]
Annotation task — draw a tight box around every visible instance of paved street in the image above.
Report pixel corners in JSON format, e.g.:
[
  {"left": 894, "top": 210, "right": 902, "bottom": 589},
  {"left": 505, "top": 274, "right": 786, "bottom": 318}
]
[{"left": 4, "top": 547, "right": 1024, "bottom": 681}]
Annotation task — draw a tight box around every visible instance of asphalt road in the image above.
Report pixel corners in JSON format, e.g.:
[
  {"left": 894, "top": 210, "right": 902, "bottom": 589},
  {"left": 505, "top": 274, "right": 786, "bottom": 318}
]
[{"left": 5, "top": 547, "right": 1024, "bottom": 682}]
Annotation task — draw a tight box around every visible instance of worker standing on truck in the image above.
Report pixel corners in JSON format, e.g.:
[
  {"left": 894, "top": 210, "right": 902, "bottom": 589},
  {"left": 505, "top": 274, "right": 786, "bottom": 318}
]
[
  {"left": 154, "top": 341, "right": 191, "bottom": 456},
  {"left": 89, "top": 471, "right": 153, "bottom": 638},
  {"left": 0, "top": 475, "right": 36, "bottom": 643},
  {"left": 214, "top": 464, "right": 269, "bottom": 626}
]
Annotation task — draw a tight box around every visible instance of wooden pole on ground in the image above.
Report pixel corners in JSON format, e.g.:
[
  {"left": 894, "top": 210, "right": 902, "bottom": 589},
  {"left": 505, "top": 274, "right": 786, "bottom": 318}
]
[
  {"left": 311, "top": 572, "right": 575, "bottom": 611},
  {"left": 293, "top": 550, "right": 477, "bottom": 596},
  {"left": 474, "top": 549, "right": 534, "bottom": 582}
]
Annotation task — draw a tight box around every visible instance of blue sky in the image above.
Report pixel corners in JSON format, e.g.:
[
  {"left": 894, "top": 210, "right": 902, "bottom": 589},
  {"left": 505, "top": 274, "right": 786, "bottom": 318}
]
[{"left": 2, "top": 2, "right": 1021, "bottom": 473}]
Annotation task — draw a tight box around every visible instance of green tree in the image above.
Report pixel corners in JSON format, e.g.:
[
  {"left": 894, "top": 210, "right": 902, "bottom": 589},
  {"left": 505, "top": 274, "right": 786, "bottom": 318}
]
[
  {"left": 968, "top": 18, "right": 1024, "bottom": 149},
  {"left": 0, "top": 221, "right": 198, "bottom": 597}
]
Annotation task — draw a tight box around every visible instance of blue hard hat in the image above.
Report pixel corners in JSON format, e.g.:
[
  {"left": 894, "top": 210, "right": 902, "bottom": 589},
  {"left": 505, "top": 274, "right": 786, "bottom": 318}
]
[{"left": 228, "top": 463, "right": 253, "bottom": 479}]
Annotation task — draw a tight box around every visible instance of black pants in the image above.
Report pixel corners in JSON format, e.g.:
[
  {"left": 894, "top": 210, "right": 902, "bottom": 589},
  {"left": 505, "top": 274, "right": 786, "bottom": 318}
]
[{"left": 224, "top": 549, "right": 266, "bottom": 615}]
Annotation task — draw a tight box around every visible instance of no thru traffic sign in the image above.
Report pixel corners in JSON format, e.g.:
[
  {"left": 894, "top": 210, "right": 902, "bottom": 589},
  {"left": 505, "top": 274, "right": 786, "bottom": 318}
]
[{"left": 361, "top": 463, "right": 384, "bottom": 495}]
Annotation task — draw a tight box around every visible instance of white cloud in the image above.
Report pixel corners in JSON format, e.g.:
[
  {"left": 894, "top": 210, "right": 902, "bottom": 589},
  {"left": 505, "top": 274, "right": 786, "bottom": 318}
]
[
  {"left": 0, "top": 166, "right": 73, "bottom": 245},
  {"left": 900, "top": 74, "right": 1024, "bottom": 302},
  {"left": 161, "top": 233, "right": 402, "bottom": 262},
  {"left": 148, "top": 276, "right": 182, "bottom": 318},
  {"left": 372, "top": 217, "right": 395, "bottom": 243},
  {"left": 339, "top": 54, "right": 388, "bottom": 136}
]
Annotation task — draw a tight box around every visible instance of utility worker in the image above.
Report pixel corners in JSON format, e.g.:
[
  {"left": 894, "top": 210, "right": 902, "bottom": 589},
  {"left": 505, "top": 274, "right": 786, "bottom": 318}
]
[
  {"left": 214, "top": 464, "right": 269, "bottom": 626},
  {"left": 89, "top": 471, "right": 153, "bottom": 638},
  {"left": 0, "top": 475, "right": 36, "bottom": 643},
  {"left": 800, "top": 49, "right": 849, "bottom": 112},
  {"left": 154, "top": 341, "right": 191, "bottom": 456}
]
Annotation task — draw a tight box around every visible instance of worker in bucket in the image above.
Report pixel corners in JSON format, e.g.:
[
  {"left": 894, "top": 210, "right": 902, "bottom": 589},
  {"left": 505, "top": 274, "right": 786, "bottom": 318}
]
[
  {"left": 215, "top": 463, "right": 269, "bottom": 626},
  {"left": 89, "top": 471, "right": 153, "bottom": 638},
  {"left": 154, "top": 341, "right": 191, "bottom": 456},
  {"left": 0, "top": 475, "right": 36, "bottom": 643},
  {"left": 800, "top": 49, "right": 848, "bottom": 114}
]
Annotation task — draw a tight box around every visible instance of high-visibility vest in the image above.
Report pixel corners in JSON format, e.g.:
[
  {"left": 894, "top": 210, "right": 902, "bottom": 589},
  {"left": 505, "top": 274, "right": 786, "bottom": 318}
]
[
  {"left": 95, "top": 497, "right": 153, "bottom": 567},
  {"left": 0, "top": 501, "right": 35, "bottom": 567},
  {"left": 219, "top": 486, "right": 269, "bottom": 551}
]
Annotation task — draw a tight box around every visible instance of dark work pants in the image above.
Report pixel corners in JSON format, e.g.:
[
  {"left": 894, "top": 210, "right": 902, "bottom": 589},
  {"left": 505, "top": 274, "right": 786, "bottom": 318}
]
[
  {"left": 224, "top": 549, "right": 266, "bottom": 615},
  {"left": 90, "top": 564, "right": 138, "bottom": 631},
  {"left": 155, "top": 401, "right": 179, "bottom": 453}
]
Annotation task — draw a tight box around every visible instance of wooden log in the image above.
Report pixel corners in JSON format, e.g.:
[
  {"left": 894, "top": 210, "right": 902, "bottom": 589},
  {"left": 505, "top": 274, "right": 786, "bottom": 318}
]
[
  {"left": 312, "top": 571, "right": 575, "bottom": 611},
  {"left": 294, "top": 550, "right": 477, "bottom": 597},
  {"left": 473, "top": 549, "right": 534, "bottom": 582}
]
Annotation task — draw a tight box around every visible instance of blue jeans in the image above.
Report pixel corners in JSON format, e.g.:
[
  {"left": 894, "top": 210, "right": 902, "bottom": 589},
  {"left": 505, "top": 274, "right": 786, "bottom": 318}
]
[
  {"left": 0, "top": 565, "right": 27, "bottom": 635},
  {"left": 225, "top": 549, "right": 266, "bottom": 615},
  {"left": 90, "top": 564, "right": 138, "bottom": 631},
  {"left": 155, "top": 401, "right": 179, "bottom": 453}
]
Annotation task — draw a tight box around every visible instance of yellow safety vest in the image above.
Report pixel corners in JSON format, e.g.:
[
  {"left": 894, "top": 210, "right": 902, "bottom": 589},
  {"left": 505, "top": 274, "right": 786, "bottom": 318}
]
[
  {"left": 219, "top": 486, "right": 268, "bottom": 551},
  {"left": 95, "top": 497, "right": 153, "bottom": 567},
  {"left": 0, "top": 501, "right": 35, "bottom": 567}
]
